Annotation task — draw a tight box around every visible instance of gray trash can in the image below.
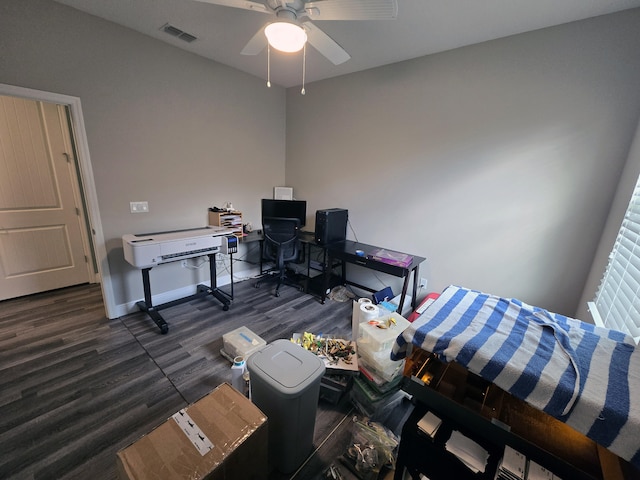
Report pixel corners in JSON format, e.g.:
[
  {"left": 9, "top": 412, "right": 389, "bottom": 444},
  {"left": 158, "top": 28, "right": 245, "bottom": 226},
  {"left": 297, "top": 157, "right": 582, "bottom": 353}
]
[{"left": 247, "top": 338, "right": 326, "bottom": 473}]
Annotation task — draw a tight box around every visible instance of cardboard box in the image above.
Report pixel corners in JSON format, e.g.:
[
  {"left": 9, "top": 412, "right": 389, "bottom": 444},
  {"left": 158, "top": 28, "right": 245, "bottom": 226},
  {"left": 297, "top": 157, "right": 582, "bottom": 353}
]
[{"left": 116, "top": 383, "right": 268, "bottom": 480}]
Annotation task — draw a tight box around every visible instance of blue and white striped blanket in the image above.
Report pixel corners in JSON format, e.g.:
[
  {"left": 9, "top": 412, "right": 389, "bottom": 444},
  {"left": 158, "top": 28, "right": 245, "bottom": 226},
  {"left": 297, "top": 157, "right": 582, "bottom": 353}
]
[{"left": 391, "top": 285, "right": 640, "bottom": 469}]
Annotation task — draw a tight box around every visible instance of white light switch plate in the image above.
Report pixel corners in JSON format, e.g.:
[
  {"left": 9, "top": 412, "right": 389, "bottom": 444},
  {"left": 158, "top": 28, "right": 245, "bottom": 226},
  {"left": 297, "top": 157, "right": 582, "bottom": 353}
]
[{"left": 130, "top": 201, "right": 149, "bottom": 213}]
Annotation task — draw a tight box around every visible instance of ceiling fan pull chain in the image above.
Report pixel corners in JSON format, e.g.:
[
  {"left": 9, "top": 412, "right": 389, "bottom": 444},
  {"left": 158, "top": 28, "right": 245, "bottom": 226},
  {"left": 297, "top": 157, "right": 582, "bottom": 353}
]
[
  {"left": 267, "top": 43, "right": 271, "bottom": 88},
  {"left": 301, "top": 43, "right": 306, "bottom": 95}
]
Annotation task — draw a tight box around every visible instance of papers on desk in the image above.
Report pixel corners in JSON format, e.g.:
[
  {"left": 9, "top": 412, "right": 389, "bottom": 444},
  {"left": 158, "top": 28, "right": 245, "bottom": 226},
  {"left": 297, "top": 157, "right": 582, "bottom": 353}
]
[{"left": 445, "top": 430, "right": 489, "bottom": 474}]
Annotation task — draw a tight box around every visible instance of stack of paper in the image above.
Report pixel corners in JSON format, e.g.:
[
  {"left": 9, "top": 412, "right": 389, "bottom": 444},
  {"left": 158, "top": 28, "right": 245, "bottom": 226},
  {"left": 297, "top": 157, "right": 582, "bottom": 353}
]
[
  {"left": 495, "top": 445, "right": 526, "bottom": 480},
  {"left": 444, "top": 430, "right": 489, "bottom": 474},
  {"left": 527, "top": 461, "right": 561, "bottom": 480},
  {"left": 494, "top": 447, "right": 563, "bottom": 480},
  {"left": 417, "top": 411, "right": 442, "bottom": 438}
]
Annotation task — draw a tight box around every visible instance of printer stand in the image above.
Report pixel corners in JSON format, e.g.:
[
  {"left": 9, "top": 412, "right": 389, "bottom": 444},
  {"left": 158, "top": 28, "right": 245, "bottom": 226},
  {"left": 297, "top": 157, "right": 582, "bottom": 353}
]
[{"left": 136, "top": 253, "right": 230, "bottom": 334}]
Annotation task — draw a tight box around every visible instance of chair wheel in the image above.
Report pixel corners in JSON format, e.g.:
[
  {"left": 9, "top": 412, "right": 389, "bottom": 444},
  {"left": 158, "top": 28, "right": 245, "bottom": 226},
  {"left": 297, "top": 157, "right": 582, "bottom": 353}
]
[{"left": 275, "top": 291, "right": 280, "bottom": 297}]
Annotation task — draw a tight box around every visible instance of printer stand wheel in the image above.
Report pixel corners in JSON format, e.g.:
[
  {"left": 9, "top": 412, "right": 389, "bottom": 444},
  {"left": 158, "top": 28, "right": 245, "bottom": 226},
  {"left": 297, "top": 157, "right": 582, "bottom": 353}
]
[
  {"left": 160, "top": 324, "right": 169, "bottom": 334},
  {"left": 223, "top": 304, "right": 229, "bottom": 311}
]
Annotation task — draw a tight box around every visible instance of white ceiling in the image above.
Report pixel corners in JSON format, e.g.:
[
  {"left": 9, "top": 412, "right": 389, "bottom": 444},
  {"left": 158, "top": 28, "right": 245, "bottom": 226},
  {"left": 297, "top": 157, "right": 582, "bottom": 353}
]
[{"left": 54, "top": 0, "right": 640, "bottom": 88}]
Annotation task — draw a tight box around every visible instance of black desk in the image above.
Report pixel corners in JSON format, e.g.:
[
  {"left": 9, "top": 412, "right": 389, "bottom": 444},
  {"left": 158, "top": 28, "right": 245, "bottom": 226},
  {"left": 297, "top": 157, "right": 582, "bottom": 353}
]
[
  {"left": 248, "top": 231, "right": 425, "bottom": 313},
  {"left": 322, "top": 240, "right": 425, "bottom": 314}
]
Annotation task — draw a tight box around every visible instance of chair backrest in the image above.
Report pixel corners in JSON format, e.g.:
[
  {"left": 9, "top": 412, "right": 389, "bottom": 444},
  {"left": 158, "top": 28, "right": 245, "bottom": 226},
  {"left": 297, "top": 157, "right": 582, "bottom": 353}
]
[{"left": 262, "top": 217, "right": 301, "bottom": 263}]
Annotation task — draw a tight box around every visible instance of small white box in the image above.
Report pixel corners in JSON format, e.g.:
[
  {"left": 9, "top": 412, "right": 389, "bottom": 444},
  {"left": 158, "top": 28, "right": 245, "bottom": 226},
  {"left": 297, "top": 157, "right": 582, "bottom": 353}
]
[
  {"left": 221, "top": 326, "right": 267, "bottom": 361},
  {"left": 273, "top": 187, "right": 293, "bottom": 200}
]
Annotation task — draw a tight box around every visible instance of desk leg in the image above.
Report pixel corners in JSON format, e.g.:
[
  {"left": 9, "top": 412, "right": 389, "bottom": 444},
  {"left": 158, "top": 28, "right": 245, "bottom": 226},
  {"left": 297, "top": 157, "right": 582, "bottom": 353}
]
[
  {"left": 304, "top": 242, "right": 311, "bottom": 294},
  {"left": 411, "top": 265, "right": 419, "bottom": 310},
  {"left": 321, "top": 252, "right": 332, "bottom": 304},
  {"left": 397, "top": 265, "right": 420, "bottom": 314},
  {"left": 397, "top": 274, "right": 410, "bottom": 314}
]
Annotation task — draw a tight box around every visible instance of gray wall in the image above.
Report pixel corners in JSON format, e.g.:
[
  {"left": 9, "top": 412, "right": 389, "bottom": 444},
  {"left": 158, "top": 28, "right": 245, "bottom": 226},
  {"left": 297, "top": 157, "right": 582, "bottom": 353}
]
[
  {"left": 3, "top": 0, "right": 640, "bottom": 320},
  {"left": 286, "top": 9, "right": 640, "bottom": 317},
  {"left": 0, "top": 0, "right": 286, "bottom": 313}
]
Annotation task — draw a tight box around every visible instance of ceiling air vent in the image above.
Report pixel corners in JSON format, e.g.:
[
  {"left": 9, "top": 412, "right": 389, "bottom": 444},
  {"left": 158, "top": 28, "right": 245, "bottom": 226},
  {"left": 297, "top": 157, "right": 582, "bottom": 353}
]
[{"left": 160, "top": 23, "right": 198, "bottom": 43}]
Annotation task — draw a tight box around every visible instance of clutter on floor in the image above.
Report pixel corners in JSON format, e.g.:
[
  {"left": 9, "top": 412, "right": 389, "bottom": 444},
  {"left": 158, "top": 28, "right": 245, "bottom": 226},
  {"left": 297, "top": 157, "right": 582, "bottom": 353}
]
[
  {"left": 340, "top": 416, "right": 400, "bottom": 480},
  {"left": 291, "top": 331, "right": 361, "bottom": 406},
  {"left": 204, "top": 290, "right": 424, "bottom": 479},
  {"left": 351, "top": 308, "right": 410, "bottom": 423}
]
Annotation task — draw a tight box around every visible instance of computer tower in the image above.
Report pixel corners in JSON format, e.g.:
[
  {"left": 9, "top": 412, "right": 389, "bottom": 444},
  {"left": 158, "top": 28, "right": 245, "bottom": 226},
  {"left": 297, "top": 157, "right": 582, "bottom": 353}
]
[{"left": 315, "top": 208, "right": 348, "bottom": 245}]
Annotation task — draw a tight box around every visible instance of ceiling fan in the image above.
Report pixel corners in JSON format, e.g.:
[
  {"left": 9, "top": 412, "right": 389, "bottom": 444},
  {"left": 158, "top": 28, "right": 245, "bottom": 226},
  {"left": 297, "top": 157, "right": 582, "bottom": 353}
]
[{"left": 193, "top": 0, "right": 398, "bottom": 65}]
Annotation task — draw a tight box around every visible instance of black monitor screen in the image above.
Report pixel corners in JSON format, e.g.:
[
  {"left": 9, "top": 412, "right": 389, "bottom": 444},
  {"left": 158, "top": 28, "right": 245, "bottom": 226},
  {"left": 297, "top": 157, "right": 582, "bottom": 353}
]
[{"left": 261, "top": 199, "right": 307, "bottom": 227}]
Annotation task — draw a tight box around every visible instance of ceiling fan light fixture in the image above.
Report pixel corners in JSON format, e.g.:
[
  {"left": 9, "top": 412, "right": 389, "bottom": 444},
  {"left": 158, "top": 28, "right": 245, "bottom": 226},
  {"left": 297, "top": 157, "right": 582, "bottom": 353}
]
[{"left": 264, "top": 22, "right": 307, "bottom": 53}]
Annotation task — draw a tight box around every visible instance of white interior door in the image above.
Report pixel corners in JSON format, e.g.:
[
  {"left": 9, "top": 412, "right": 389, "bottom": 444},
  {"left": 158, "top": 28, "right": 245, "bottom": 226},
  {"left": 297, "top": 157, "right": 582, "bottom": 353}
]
[{"left": 0, "top": 95, "right": 92, "bottom": 300}]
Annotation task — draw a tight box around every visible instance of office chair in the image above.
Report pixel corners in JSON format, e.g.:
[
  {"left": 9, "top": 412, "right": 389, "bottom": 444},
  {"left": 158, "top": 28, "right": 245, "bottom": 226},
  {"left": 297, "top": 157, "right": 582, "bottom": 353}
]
[{"left": 255, "top": 217, "right": 302, "bottom": 297}]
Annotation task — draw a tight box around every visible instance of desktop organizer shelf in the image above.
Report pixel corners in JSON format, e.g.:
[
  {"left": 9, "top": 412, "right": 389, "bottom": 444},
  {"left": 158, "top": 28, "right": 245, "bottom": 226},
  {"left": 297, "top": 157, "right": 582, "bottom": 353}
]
[{"left": 208, "top": 210, "right": 243, "bottom": 237}]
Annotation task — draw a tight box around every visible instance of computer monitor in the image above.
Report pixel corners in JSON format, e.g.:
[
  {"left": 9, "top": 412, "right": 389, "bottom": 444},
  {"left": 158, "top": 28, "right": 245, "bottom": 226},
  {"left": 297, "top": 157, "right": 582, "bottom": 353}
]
[{"left": 261, "top": 199, "right": 307, "bottom": 227}]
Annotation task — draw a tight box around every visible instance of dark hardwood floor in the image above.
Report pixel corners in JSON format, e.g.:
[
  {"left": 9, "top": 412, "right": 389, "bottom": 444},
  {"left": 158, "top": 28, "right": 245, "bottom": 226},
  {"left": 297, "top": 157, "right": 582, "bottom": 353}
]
[{"left": 0, "top": 279, "right": 408, "bottom": 480}]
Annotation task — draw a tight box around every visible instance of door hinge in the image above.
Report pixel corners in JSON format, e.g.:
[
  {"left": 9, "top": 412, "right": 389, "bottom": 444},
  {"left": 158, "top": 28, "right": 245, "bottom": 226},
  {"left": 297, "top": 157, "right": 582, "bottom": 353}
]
[
  {"left": 76, "top": 207, "right": 80, "bottom": 216},
  {"left": 63, "top": 152, "right": 72, "bottom": 163}
]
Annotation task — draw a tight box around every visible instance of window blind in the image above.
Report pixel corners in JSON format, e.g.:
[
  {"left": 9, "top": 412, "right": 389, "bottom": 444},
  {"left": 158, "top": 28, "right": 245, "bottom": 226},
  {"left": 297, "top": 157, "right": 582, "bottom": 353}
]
[{"left": 591, "top": 176, "right": 640, "bottom": 342}]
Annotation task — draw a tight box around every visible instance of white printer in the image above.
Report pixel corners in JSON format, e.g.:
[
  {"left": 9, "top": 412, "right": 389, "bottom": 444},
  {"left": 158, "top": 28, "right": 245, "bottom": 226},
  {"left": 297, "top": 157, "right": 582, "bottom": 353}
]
[{"left": 122, "top": 226, "right": 235, "bottom": 269}]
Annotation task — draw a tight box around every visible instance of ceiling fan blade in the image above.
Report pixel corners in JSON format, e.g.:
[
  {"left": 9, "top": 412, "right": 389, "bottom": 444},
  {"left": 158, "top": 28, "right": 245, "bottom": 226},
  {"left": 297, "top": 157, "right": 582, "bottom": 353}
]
[
  {"left": 192, "top": 0, "right": 270, "bottom": 14},
  {"left": 302, "top": 21, "right": 350, "bottom": 65},
  {"left": 241, "top": 27, "right": 268, "bottom": 55},
  {"left": 303, "top": 0, "right": 397, "bottom": 21}
]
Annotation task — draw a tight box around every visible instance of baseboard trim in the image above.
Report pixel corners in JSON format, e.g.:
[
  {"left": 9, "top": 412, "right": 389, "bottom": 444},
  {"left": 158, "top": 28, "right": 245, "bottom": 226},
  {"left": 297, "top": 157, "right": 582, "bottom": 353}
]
[{"left": 113, "top": 267, "right": 261, "bottom": 318}]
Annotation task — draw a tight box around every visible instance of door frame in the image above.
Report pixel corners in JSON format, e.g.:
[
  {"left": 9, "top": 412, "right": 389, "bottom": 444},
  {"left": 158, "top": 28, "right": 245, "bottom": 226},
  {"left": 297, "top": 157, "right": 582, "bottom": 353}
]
[{"left": 0, "top": 83, "right": 116, "bottom": 319}]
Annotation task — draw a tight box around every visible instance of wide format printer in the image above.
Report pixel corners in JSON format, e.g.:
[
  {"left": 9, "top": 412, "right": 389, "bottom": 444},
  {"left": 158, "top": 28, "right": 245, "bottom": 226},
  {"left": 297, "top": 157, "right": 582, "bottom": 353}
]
[
  {"left": 122, "top": 226, "right": 236, "bottom": 269},
  {"left": 121, "top": 226, "right": 238, "bottom": 334}
]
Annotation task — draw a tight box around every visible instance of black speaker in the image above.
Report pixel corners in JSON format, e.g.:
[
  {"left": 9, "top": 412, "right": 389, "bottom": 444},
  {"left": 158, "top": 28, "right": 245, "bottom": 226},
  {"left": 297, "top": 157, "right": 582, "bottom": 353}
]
[{"left": 315, "top": 208, "right": 348, "bottom": 245}]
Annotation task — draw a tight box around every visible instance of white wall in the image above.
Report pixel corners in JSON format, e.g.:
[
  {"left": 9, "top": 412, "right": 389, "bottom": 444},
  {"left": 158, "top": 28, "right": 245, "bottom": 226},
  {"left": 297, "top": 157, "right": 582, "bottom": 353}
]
[
  {"left": 0, "top": 0, "right": 286, "bottom": 314},
  {"left": 286, "top": 9, "right": 640, "bottom": 317}
]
